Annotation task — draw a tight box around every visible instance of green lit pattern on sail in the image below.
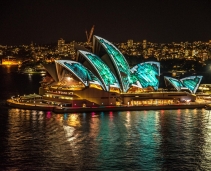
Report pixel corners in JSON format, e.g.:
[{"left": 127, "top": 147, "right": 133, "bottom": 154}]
[
  {"left": 57, "top": 60, "right": 103, "bottom": 88},
  {"left": 165, "top": 76, "right": 203, "bottom": 93},
  {"left": 130, "top": 62, "right": 160, "bottom": 90},
  {"left": 180, "top": 76, "right": 202, "bottom": 93},
  {"left": 165, "top": 76, "right": 183, "bottom": 91},
  {"left": 169, "top": 78, "right": 183, "bottom": 91},
  {"left": 64, "top": 62, "right": 101, "bottom": 85},
  {"left": 79, "top": 51, "right": 119, "bottom": 91},
  {"left": 96, "top": 36, "right": 131, "bottom": 92}
]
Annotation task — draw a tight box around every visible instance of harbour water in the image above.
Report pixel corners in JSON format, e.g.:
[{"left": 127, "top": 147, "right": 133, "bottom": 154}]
[{"left": 1, "top": 66, "right": 211, "bottom": 170}]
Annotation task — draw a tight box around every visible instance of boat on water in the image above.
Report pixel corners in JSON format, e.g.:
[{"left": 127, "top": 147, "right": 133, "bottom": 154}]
[{"left": 20, "top": 67, "right": 46, "bottom": 74}]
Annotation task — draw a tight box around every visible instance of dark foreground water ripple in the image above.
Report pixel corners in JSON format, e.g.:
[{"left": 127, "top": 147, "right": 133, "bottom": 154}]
[{"left": 1, "top": 108, "right": 211, "bottom": 170}]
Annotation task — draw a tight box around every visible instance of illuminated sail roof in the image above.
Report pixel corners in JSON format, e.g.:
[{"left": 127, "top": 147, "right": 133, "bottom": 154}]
[
  {"left": 42, "top": 63, "right": 59, "bottom": 82},
  {"left": 55, "top": 60, "right": 103, "bottom": 88},
  {"left": 78, "top": 50, "right": 120, "bottom": 91},
  {"left": 164, "top": 76, "right": 203, "bottom": 93},
  {"left": 180, "top": 76, "right": 203, "bottom": 94},
  {"left": 164, "top": 76, "right": 184, "bottom": 91},
  {"left": 130, "top": 62, "right": 160, "bottom": 90},
  {"left": 93, "top": 35, "right": 131, "bottom": 93}
]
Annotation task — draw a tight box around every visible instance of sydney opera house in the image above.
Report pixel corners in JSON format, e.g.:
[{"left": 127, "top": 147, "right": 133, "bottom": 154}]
[{"left": 39, "top": 36, "right": 203, "bottom": 107}]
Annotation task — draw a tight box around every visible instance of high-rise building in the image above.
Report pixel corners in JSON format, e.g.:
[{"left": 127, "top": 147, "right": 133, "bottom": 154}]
[
  {"left": 192, "top": 49, "right": 198, "bottom": 57},
  {"left": 127, "top": 39, "right": 133, "bottom": 47},
  {"left": 143, "top": 40, "right": 147, "bottom": 49},
  {"left": 209, "top": 40, "right": 211, "bottom": 48},
  {"left": 120, "top": 43, "right": 126, "bottom": 49},
  {"left": 58, "top": 38, "right": 65, "bottom": 52}
]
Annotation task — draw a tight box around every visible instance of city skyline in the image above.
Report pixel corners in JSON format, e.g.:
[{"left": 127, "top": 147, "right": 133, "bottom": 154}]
[{"left": 0, "top": 0, "right": 211, "bottom": 45}]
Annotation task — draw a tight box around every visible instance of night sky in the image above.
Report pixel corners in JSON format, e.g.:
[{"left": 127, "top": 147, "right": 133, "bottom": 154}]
[{"left": 0, "top": 0, "right": 211, "bottom": 45}]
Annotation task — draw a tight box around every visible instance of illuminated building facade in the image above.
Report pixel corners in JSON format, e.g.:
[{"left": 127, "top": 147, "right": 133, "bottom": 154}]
[
  {"left": 58, "top": 38, "right": 65, "bottom": 52},
  {"left": 39, "top": 36, "right": 199, "bottom": 107}
]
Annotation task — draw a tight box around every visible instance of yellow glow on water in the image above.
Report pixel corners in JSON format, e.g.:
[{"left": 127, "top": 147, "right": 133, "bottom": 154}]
[
  {"left": 55, "top": 114, "right": 63, "bottom": 121},
  {"left": 125, "top": 111, "right": 131, "bottom": 128},
  {"left": 32, "top": 110, "right": 37, "bottom": 115},
  {"left": 155, "top": 111, "right": 159, "bottom": 124},
  {"left": 63, "top": 125, "right": 75, "bottom": 141},
  {"left": 89, "top": 113, "right": 100, "bottom": 139},
  {"left": 67, "top": 114, "right": 81, "bottom": 127},
  {"left": 38, "top": 111, "right": 44, "bottom": 115}
]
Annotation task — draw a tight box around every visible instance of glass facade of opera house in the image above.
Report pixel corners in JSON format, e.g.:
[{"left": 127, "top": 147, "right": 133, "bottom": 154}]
[{"left": 39, "top": 35, "right": 203, "bottom": 107}]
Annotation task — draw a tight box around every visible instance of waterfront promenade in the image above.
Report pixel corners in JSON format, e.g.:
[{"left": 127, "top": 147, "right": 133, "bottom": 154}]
[{"left": 6, "top": 98, "right": 209, "bottom": 113}]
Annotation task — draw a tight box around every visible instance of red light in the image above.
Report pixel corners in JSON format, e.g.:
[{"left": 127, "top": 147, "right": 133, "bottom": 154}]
[
  {"left": 91, "top": 112, "right": 95, "bottom": 117},
  {"left": 47, "top": 111, "right": 51, "bottom": 118},
  {"left": 177, "top": 109, "right": 181, "bottom": 114},
  {"left": 109, "top": 111, "right": 113, "bottom": 118}
]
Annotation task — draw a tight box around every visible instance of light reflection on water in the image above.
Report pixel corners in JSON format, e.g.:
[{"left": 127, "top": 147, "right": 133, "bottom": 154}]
[{"left": 1, "top": 108, "right": 211, "bottom": 170}]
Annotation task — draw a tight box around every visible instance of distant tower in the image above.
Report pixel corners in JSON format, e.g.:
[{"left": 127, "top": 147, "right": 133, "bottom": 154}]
[
  {"left": 30, "top": 41, "right": 33, "bottom": 47},
  {"left": 120, "top": 43, "right": 126, "bottom": 49},
  {"left": 202, "top": 52, "right": 208, "bottom": 61},
  {"left": 192, "top": 50, "right": 196, "bottom": 57},
  {"left": 30, "top": 41, "right": 34, "bottom": 50},
  {"left": 143, "top": 40, "right": 147, "bottom": 49},
  {"left": 127, "top": 39, "right": 133, "bottom": 47},
  {"left": 185, "top": 50, "right": 189, "bottom": 57},
  {"left": 58, "top": 38, "right": 65, "bottom": 52}
]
